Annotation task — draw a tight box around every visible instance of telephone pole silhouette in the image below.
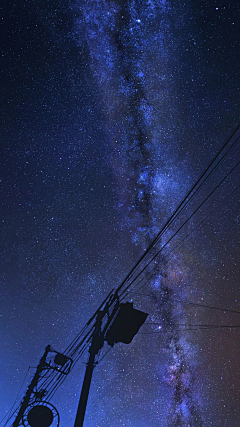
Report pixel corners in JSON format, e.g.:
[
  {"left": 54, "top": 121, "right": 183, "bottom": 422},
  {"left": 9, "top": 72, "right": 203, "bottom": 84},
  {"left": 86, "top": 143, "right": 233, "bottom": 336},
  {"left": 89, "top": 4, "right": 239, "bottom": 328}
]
[
  {"left": 74, "top": 293, "right": 148, "bottom": 427},
  {"left": 13, "top": 345, "right": 51, "bottom": 427}
]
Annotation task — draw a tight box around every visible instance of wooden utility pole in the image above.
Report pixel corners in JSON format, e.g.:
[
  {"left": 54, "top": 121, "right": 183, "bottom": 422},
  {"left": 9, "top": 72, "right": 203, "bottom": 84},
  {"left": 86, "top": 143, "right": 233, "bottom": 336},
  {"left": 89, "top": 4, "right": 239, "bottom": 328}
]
[{"left": 13, "top": 345, "right": 51, "bottom": 427}]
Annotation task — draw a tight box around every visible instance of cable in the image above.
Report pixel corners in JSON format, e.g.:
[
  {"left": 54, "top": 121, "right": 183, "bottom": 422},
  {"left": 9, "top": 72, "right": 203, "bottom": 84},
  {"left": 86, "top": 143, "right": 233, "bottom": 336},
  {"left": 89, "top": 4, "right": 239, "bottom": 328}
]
[
  {"left": 119, "top": 157, "right": 240, "bottom": 300},
  {"left": 129, "top": 292, "right": 240, "bottom": 315},
  {"left": 115, "top": 123, "right": 240, "bottom": 296},
  {"left": 46, "top": 372, "right": 65, "bottom": 401},
  {"left": 69, "top": 325, "right": 94, "bottom": 359},
  {"left": 157, "top": 183, "right": 240, "bottom": 268},
  {"left": 152, "top": 134, "right": 240, "bottom": 248},
  {"left": 140, "top": 324, "right": 240, "bottom": 334},
  {"left": 125, "top": 182, "right": 240, "bottom": 298},
  {"left": 40, "top": 126, "right": 240, "bottom": 404},
  {"left": 0, "top": 367, "right": 31, "bottom": 426},
  {"left": 38, "top": 326, "right": 94, "bottom": 398},
  {"left": 97, "top": 346, "right": 112, "bottom": 364},
  {"left": 1, "top": 404, "right": 21, "bottom": 427},
  {"left": 63, "top": 288, "right": 115, "bottom": 356},
  {"left": 33, "top": 307, "right": 104, "bottom": 401},
  {"left": 40, "top": 339, "right": 91, "bottom": 401},
  {"left": 44, "top": 139, "right": 240, "bottom": 400},
  {"left": 5, "top": 125, "right": 240, "bottom": 418},
  {"left": 72, "top": 342, "right": 90, "bottom": 368},
  {"left": 144, "top": 322, "right": 240, "bottom": 327}
]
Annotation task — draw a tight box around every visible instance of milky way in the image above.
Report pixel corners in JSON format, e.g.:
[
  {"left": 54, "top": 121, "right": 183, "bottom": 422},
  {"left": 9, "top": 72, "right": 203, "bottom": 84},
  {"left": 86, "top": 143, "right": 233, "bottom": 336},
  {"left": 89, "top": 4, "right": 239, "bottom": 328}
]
[
  {"left": 73, "top": 1, "right": 203, "bottom": 425},
  {"left": 1, "top": 1, "right": 240, "bottom": 426}
]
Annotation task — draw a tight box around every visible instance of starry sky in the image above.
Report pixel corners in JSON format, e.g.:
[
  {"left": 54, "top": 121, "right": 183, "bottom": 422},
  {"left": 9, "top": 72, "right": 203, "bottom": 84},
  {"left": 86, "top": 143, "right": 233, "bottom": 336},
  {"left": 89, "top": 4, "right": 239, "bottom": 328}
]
[{"left": 1, "top": 1, "right": 240, "bottom": 426}]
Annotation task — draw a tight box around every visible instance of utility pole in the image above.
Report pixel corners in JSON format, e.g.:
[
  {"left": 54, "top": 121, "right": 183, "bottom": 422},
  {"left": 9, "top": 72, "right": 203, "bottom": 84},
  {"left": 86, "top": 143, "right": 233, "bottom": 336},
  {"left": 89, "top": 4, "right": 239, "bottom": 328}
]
[
  {"left": 9, "top": 292, "right": 147, "bottom": 427},
  {"left": 74, "top": 293, "right": 120, "bottom": 427},
  {"left": 73, "top": 293, "right": 148, "bottom": 427},
  {"left": 73, "top": 312, "right": 104, "bottom": 427},
  {"left": 13, "top": 345, "right": 51, "bottom": 427}
]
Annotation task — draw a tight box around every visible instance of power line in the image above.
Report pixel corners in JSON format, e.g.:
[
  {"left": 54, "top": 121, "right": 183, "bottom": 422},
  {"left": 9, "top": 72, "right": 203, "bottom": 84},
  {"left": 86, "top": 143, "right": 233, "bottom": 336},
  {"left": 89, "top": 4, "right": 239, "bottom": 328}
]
[
  {"left": 36, "top": 130, "right": 240, "bottom": 401},
  {"left": 129, "top": 292, "right": 240, "bottom": 316},
  {"left": 98, "top": 347, "right": 112, "bottom": 364},
  {"left": 154, "top": 133, "right": 240, "bottom": 246},
  {"left": 42, "top": 124, "right": 240, "bottom": 395},
  {"left": 36, "top": 295, "right": 114, "bottom": 401},
  {"left": 119, "top": 157, "right": 240, "bottom": 300},
  {"left": 1, "top": 405, "right": 21, "bottom": 427},
  {"left": 140, "top": 324, "right": 240, "bottom": 334},
  {"left": 116, "top": 123, "right": 240, "bottom": 296},
  {"left": 6, "top": 126, "right": 240, "bottom": 423},
  {"left": 64, "top": 288, "right": 115, "bottom": 356},
  {"left": 0, "top": 367, "right": 31, "bottom": 426},
  {"left": 126, "top": 182, "right": 240, "bottom": 298}
]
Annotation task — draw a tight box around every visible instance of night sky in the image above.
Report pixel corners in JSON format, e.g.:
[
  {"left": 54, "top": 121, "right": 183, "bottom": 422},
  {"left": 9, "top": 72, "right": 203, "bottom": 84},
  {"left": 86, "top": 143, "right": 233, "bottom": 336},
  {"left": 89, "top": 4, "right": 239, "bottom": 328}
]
[{"left": 1, "top": 1, "right": 240, "bottom": 426}]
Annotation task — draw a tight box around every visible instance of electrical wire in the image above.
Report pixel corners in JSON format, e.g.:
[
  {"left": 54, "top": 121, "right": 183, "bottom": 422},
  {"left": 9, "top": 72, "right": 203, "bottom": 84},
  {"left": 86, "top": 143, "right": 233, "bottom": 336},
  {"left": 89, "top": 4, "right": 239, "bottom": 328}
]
[
  {"left": 38, "top": 327, "right": 94, "bottom": 399},
  {"left": 32, "top": 130, "right": 240, "bottom": 403},
  {"left": 151, "top": 134, "right": 240, "bottom": 247},
  {"left": 115, "top": 123, "right": 240, "bottom": 296},
  {"left": 125, "top": 182, "right": 240, "bottom": 298},
  {"left": 129, "top": 292, "right": 240, "bottom": 315},
  {"left": 39, "top": 126, "right": 240, "bottom": 403},
  {"left": 6, "top": 125, "right": 240, "bottom": 421},
  {"left": 97, "top": 346, "right": 112, "bottom": 364},
  {"left": 1, "top": 404, "right": 21, "bottom": 427},
  {"left": 63, "top": 288, "right": 114, "bottom": 356},
  {"left": 119, "top": 157, "right": 240, "bottom": 300},
  {"left": 140, "top": 324, "right": 240, "bottom": 334},
  {"left": 0, "top": 366, "right": 31, "bottom": 426},
  {"left": 154, "top": 322, "right": 240, "bottom": 329},
  {"left": 46, "top": 341, "right": 90, "bottom": 400}
]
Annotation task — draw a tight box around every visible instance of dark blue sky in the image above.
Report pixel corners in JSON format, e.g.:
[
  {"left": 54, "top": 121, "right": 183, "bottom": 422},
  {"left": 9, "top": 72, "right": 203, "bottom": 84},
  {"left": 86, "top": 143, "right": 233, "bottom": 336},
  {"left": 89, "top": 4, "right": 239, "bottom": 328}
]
[{"left": 1, "top": 1, "right": 240, "bottom": 426}]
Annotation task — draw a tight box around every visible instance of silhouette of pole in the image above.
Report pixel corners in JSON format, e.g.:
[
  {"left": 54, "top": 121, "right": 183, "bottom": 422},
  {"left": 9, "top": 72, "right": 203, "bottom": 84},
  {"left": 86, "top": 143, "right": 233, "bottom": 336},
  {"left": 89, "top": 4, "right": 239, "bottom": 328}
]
[
  {"left": 73, "top": 294, "right": 122, "bottom": 427},
  {"left": 74, "top": 313, "right": 104, "bottom": 427},
  {"left": 13, "top": 345, "right": 51, "bottom": 427}
]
